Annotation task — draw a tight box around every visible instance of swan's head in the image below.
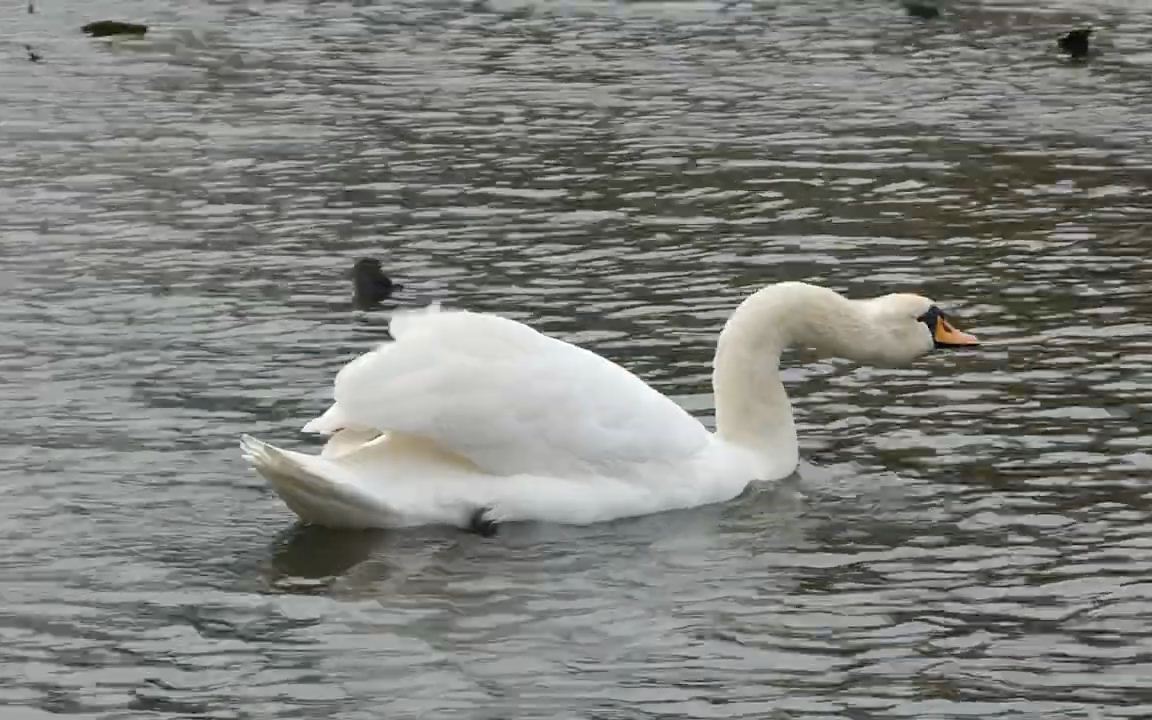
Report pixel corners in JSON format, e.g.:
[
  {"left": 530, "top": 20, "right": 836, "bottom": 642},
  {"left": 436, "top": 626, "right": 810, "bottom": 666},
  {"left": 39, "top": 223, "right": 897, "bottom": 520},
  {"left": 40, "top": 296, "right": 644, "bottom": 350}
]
[
  {"left": 720, "top": 282, "right": 979, "bottom": 370},
  {"left": 714, "top": 282, "right": 980, "bottom": 451},
  {"left": 855, "top": 292, "right": 978, "bottom": 365}
]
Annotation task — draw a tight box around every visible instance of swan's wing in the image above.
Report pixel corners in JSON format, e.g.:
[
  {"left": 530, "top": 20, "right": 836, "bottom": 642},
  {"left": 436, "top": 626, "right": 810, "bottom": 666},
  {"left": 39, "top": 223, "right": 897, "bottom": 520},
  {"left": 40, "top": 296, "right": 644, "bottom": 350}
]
[{"left": 312, "top": 307, "right": 710, "bottom": 479}]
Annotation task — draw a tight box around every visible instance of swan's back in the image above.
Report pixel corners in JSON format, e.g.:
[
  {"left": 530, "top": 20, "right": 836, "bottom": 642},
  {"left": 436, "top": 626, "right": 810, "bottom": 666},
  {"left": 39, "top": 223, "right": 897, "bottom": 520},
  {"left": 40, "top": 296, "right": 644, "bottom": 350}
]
[{"left": 327, "top": 306, "right": 711, "bottom": 480}]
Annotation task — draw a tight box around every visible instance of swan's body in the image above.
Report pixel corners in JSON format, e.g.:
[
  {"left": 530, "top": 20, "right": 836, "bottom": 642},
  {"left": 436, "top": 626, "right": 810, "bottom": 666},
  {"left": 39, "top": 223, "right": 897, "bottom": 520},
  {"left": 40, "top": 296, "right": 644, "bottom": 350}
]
[{"left": 241, "top": 282, "right": 976, "bottom": 531}]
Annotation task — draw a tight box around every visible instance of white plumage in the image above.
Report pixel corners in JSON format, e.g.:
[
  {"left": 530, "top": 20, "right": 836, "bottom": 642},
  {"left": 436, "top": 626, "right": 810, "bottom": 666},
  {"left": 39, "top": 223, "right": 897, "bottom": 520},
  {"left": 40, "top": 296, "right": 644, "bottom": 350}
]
[{"left": 241, "top": 282, "right": 977, "bottom": 531}]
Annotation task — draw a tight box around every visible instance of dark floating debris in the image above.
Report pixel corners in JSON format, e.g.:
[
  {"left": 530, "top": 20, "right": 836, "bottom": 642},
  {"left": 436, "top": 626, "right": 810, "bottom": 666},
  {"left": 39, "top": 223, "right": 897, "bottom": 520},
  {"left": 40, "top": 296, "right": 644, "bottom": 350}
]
[
  {"left": 27, "top": 0, "right": 34, "bottom": 13},
  {"left": 1059, "top": 28, "right": 1093, "bottom": 61},
  {"left": 352, "top": 258, "right": 403, "bottom": 310},
  {"left": 903, "top": 2, "right": 940, "bottom": 19},
  {"left": 25, "top": 45, "right": 40, "bottom": 62},
  {"left": 81, "top": 21, "right": 149, "bottom": 38}
]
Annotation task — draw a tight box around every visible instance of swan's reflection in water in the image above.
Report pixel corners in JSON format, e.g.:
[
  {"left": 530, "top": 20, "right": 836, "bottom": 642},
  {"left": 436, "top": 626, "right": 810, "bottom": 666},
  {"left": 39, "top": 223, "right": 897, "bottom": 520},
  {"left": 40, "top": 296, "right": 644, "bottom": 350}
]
[
  {"left": 256, "top": 472, "right": 818, "bottom": 601},
  {"left": 260, "top": 522, "right": 517, "bottom": 601},
  {"left": 262, "top": 524, "right": 407, "bottom": 595}
]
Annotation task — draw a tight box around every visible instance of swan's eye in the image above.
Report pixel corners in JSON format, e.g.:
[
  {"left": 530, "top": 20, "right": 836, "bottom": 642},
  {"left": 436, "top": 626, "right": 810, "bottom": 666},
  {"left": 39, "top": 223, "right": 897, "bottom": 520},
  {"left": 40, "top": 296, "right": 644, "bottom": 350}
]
[
  {"left": 917, "top": 305, "right": 943, "bottom": 325},
  {"left": 919, "top": 306, "right": 979, "bottom": 347}
]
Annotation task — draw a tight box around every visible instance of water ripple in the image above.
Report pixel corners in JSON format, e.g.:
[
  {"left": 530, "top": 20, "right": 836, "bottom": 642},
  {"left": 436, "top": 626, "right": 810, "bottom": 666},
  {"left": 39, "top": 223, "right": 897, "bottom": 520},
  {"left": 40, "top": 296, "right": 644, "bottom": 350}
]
[{"left": 2, "top": 0, "right": 1152, "bottom": 717}]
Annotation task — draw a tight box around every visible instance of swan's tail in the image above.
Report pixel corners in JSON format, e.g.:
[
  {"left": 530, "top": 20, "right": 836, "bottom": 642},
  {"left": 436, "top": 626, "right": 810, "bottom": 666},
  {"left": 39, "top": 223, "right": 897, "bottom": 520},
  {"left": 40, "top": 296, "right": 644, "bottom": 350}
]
[{"left": 240, "top": 434, "right": 398, "bottom": 528}]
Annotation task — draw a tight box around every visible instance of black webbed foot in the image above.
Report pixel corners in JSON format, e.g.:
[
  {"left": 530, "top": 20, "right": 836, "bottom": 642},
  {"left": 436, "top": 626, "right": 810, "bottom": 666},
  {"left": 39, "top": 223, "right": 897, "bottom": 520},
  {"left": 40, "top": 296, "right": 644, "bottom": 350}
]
[{"left": 468, "top": 507, "right": 499, "bottom": 537}]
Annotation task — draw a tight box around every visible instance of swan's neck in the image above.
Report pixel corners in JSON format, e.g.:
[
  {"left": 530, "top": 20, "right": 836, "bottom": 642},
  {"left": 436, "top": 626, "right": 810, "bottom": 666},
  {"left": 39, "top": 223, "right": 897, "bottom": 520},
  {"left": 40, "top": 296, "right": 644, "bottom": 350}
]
[{"left": 712, "top": 283, "right": 864, "bottom": 468}]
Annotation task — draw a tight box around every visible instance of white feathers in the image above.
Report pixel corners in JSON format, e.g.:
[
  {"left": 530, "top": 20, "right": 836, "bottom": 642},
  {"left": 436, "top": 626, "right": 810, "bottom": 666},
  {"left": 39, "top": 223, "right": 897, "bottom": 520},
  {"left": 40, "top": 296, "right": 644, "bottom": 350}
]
[
  {"left": 241, "top": 284, "right": 965, "bottom": 530},
  {"left": 327, "top": 308, "right": 709, "bottom": 479}
]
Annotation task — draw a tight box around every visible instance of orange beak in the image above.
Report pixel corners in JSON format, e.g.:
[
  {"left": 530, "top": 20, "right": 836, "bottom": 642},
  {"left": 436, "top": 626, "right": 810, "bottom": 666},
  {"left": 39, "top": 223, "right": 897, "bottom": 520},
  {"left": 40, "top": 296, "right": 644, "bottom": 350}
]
[{"left": 933, "top": 315, "right": 979, "bottom": 346}]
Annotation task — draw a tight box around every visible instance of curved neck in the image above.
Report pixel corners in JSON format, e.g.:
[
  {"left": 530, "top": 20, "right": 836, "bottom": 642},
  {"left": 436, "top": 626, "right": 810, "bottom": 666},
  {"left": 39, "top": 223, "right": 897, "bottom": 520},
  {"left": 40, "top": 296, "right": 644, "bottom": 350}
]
[{"left": 712, "top": 283, "right": 862, "bottom": 467}]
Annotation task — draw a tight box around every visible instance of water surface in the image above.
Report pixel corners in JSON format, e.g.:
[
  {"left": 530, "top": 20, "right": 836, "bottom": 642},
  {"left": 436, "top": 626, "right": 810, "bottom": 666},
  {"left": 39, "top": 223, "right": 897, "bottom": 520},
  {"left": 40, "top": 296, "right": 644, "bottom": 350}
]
[{"left": 3, "top": 0, "right": 1152, "bottom": 717}]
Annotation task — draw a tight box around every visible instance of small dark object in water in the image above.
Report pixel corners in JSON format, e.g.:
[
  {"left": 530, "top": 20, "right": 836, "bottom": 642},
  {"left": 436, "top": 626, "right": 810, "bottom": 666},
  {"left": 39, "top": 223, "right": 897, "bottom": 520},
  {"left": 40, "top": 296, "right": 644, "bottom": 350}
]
[
  {"left": 351, "top": 258, "right": 402, "bottom": 310},
  {"left": 27, "top": 1, "right": 34, "bottom": 13},
  {"left": 468, "top": 507, "right": 498, "bottom": 537},
  {"left": 25, "top": 45, "right": 40, "bottom": 62},
  {"left": 1059, "top": 28, "right": 1093, "bottom": 60},
  {"left": 903, "top": 2, "right": 940, "bottom": 19},
  {"left": 81, "top": 20, "right": 149, "bottom": 38}
]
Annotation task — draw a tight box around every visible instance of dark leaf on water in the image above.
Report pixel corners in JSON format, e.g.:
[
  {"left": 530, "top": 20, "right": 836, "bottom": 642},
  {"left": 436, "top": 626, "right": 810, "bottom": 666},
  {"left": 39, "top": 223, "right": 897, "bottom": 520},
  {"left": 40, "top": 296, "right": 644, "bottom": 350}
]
[{"left": 81, "top": 20, "right": 149, "bottom": 37}]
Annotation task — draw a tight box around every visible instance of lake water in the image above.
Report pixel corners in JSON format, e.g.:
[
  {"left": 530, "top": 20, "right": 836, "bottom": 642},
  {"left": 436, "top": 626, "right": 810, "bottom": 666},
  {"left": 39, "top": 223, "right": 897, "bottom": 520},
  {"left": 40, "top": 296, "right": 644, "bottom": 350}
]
[{"left": 3, "top": 0, "right": 1152, "bottom": 717}]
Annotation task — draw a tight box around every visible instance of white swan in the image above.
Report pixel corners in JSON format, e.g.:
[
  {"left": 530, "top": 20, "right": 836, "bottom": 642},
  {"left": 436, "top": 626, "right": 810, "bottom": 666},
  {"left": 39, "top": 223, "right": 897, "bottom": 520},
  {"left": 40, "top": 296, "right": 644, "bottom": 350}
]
[{"left": 240, "top": 282, "right": 977, "bottom": 533}]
